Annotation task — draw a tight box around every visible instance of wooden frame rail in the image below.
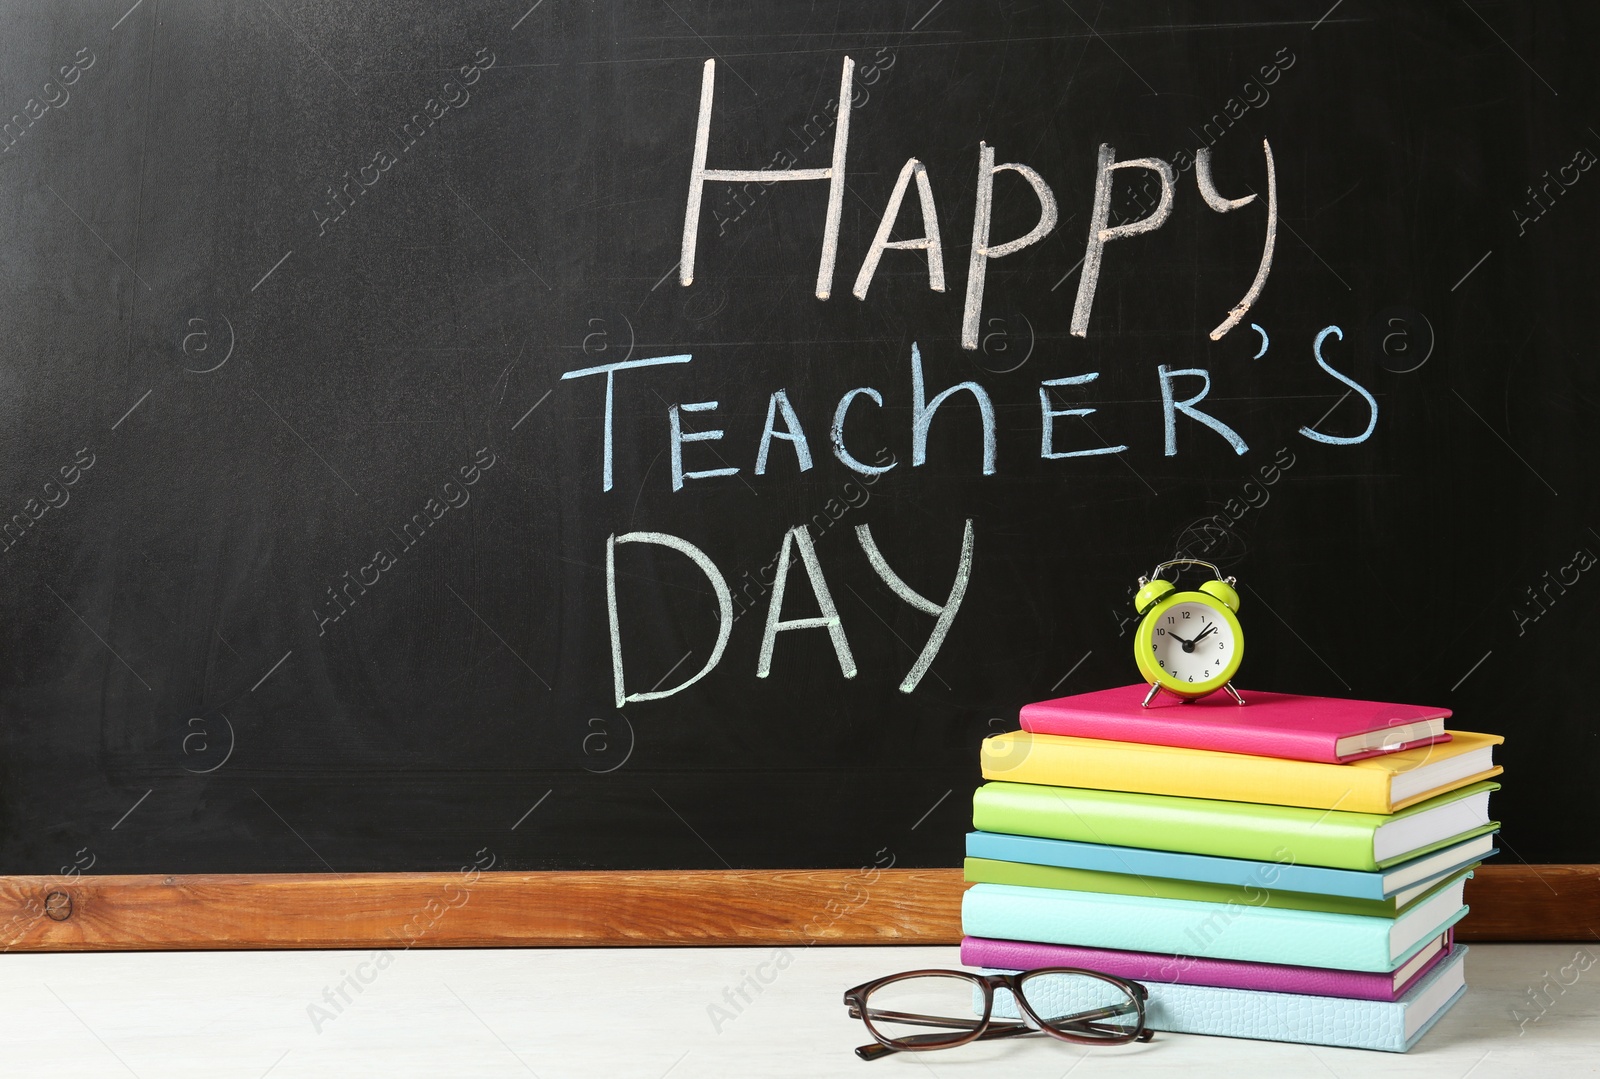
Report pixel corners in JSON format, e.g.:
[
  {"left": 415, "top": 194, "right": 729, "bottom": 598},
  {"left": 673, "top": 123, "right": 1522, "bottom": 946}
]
[{"left": 1, "top": 865, "right": 1593, "bottom": 951}]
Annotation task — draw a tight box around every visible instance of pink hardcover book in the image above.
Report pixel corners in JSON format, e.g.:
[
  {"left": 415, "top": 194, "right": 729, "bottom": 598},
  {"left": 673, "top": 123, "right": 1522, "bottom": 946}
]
[
  {"left": 960, "top": 931, "right": 1456, "bottom": 1002},
  {"left": 1018, "top": 684, "right": 1452, "bottom": 763}
]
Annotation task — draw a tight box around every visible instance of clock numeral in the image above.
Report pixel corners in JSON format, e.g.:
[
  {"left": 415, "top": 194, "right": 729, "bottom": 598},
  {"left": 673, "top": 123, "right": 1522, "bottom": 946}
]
[
  {"left": 1156, "top": 627, "right": 1165, "bottom": 636},
  {"left": 1187, "top": 675, "right": 1195, "bottom": 682},
  {"left": 1203, "top": 670, "right": 1211, "bottom": 678},
  {"left": 1181, "top": 610, "right": 1191, "bottom": 619},
  {"left": 1166, "top": 616, "right": 1175, "bottom": 624}
]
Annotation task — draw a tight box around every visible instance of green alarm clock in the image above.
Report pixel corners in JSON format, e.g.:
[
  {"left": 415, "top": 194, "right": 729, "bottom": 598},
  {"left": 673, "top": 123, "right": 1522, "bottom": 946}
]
[{"left": 1132, "top": 559, "right": 1246, "bottom": 707}]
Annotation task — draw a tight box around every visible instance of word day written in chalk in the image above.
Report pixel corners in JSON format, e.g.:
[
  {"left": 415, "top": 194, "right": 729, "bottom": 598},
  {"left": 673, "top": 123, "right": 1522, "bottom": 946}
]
[
  {"left": 677, "top": 56, "right": 1277, "bottom": 348},
  {"left": 605, "top": 521, "right": 974, "bottom": 705}
]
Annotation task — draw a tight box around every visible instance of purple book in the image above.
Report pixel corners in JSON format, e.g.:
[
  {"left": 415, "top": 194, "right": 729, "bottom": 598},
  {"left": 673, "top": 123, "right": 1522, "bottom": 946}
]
[{"left": 960, "top": 931, "right": 1456, "bottom": 1003}]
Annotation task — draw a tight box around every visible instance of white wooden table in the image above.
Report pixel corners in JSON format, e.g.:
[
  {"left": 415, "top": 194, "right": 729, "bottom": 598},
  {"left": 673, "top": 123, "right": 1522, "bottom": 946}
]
[{"left": 2, "top": 943, "right": 1594, "bottom": 1077}]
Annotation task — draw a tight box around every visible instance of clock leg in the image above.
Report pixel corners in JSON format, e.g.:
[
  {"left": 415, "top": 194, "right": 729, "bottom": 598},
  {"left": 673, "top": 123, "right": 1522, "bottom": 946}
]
[
  {"left": 1141, "top": 683, "right": 1162, "bottom": 709},
  {"left": 1223, "top": 682, "right": 1246, "bottom": 705}
]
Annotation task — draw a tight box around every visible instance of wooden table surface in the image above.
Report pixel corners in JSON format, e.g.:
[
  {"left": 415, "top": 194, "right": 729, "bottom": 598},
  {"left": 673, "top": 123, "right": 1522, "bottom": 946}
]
[{"left": 2, "top": 942, "right": 1595, "bottom": 1077}]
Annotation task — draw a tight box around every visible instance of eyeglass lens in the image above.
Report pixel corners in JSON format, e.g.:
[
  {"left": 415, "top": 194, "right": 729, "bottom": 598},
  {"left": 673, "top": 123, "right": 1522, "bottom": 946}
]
[
  {"left": 860, "top": 973, "right": 987, "bottom": 1049},
  {"left": 1008, "top": 971, "right": 1142, "bottom": 1040}
]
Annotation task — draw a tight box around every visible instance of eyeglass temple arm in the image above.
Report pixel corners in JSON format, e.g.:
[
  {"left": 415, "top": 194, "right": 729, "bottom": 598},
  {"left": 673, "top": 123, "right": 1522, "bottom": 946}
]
[
  {"left": 1036, "top": 1002, "right": 1141, "bottom": 1025},
  {"left": 1049, "top": 1017, "right": 1156, "bottom": 1042},
  {"left": 1034, "top": 1001, "right": 1155, "bottom": 1042},
  {"left": 848, "top": 1007, "right": 990, "bottom": 1031},
  {"left": 853, "top": 1019, "right": 1038, "bottom": 1061}
]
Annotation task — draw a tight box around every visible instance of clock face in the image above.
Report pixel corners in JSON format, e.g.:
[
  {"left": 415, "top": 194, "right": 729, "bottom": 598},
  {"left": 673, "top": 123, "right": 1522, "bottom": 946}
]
[{"left": 1147, "top": 599, "right": 1238, "bottom": 688}]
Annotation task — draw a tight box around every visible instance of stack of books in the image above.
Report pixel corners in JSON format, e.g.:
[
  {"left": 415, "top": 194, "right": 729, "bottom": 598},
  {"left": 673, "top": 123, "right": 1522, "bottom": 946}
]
[{"left": 961, "top": 685, "right": 1504, "bottom": 1052}]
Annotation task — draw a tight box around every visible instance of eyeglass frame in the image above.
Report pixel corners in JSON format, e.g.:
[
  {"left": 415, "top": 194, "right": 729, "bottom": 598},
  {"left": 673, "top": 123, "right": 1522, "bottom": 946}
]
[{"left": 842, "top": 966, "right": 1153, "bottom": 1061}]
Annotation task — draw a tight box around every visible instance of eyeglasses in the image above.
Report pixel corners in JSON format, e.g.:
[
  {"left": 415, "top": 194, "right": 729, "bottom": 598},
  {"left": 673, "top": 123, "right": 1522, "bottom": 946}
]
[{"left": 843, "top": 967, "right": 1152, "bottom": 1061}]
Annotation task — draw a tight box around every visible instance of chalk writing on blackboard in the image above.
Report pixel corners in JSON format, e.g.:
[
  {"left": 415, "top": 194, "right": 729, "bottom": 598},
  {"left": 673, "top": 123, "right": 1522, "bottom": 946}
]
[
  {"left": 679, "top": 56, "right": 1279, "bottom": 350},
  {"left": 579, "top": 52, "right": 1382, "bottom": 705}
]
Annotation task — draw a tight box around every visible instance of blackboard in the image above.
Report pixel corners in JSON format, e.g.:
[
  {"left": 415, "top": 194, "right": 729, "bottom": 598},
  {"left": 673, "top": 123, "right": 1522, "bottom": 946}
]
[{"left": 1, "top": 0, "right": 1593, "bottom": 885}]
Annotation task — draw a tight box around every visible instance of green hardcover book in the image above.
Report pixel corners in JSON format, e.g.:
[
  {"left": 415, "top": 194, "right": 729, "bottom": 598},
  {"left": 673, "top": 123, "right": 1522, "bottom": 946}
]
[
  {"left": 962, "top": 857, "right": 1484, "bottom": 918},
  {"left": 971, "top": 779, "right": 1499, "bottom": 871}
]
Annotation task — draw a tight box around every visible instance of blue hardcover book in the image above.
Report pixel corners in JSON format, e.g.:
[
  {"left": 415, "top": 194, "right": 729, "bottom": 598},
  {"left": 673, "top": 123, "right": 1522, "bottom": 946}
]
[
  {"left": 981, "top": 944, "right": 1469, "bottom": 1052},
  {"left": 961, "top": 875, "right": 1471, "bottom": 972},
  {"left": 966, "top": 830, "right": 1496, "bottom": 901}
]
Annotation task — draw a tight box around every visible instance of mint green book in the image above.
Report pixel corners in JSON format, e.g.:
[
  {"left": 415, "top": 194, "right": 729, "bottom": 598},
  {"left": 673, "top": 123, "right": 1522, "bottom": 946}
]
[
  {"left": 971, "top": 779, "right": 1498, "bottom": 871},
  {"left": 960, "top": 873, "right": 1472, "bottom": 972}
]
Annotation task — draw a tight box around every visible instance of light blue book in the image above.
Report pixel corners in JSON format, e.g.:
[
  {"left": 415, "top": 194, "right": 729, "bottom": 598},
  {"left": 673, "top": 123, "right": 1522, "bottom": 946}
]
[
  {"left": 981, "top": 944, "right": 1468, "bottom": 1052},
  {"left": 961, "top": 876, "right": 1471, "bottom": 972},
  {"left": 966, "top": 830, "right": 1497, "bottom": 901}
]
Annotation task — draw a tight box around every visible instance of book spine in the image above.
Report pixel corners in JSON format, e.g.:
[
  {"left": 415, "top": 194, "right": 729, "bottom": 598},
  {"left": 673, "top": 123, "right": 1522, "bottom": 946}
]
[
  {"left": 982, "top": 733, "right": 1391, "bottom": 812},
  {"left": 1018, "top": 707, "right": 1338, "bottom": 762},
  {"left": 960, "top": 936, "right": 1426, "bottom": 1001},
  {"left": 962, "top": 857, "right": 1399, "bottom": 917},
  {"left": 964, "top": 832, "right": 1385, "bottom": 898},
  {"left": 973, "top": 783, "right": 1377, "bottom": 869},
  {"left": 961, "top": 884, "right": 1398, "bottom": 970}
]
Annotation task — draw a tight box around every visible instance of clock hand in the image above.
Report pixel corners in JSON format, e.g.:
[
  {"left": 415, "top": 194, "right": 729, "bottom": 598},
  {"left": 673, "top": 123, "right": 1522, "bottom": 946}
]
[
  {"left": 1166, "top": 630, "right": 1193, "bottom": 645},
  {"left": 1192, "top": 622, "right": 1218, "bottom": 644}
]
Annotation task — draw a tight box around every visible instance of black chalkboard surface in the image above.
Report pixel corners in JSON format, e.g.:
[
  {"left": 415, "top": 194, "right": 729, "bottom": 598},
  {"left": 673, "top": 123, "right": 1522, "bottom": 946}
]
[{"left": 1, "top": 1, "right": 1593, "bottom": 879}]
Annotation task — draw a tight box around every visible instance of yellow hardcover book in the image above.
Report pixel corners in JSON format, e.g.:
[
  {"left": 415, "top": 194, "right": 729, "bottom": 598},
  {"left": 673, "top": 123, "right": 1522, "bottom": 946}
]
[{"left": 980, "top": 729, "right": 1503, "bottom": 813}]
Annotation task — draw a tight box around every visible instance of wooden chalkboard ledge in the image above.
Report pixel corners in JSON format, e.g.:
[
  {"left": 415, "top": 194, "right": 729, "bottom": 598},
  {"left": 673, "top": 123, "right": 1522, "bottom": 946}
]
[{"left": 0, "top": 865, "right": 1593, "bottom": 951}]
